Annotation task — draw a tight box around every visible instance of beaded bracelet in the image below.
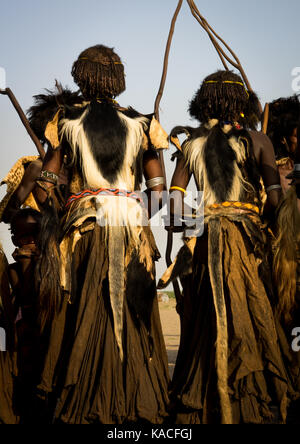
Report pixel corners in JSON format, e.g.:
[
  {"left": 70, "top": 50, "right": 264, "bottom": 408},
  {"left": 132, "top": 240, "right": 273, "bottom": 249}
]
[{"left": 39, "top": 170, "right": 59, "bottom": 185}]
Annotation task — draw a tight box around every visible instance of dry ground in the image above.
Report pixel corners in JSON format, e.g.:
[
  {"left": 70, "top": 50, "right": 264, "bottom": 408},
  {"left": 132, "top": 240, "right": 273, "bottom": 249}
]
[
  {"left": 158, "top": 300, "right": 300, "bottom": 424},
  {"left": 158, "top": 298, "right": 180, "bottom": 378}
]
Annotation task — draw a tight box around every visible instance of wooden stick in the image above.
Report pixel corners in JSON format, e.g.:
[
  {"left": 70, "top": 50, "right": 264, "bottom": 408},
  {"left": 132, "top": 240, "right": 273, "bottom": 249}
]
[
  {"left": 0, "top": 88, "right": 45, "bottom": 159},
  {"left": 153, "top": 0, "right": 184, "bottom": 307},
  {"left": 262, "top": 103, "right": 269, "bottom": 134},
  {"left": 154, "top": 0, "right": 184, "bottom": 123},
  {"left": 186, "top": 0, "right": 263, "bottom": 115}
]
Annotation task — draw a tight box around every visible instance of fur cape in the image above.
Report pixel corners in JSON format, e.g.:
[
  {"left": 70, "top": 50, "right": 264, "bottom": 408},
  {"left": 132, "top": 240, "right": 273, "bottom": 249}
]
[
  {"left": 31, "top": 86, "right": 159, "bottom": 360},
  {"left": 170, "top": 119, "right": 262, "bottom": 209}
]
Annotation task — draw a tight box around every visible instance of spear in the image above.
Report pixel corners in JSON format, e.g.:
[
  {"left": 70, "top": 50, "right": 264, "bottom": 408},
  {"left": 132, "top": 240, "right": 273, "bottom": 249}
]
[{"left": 0, "top": 87, "right": 45, "bottom": 159}]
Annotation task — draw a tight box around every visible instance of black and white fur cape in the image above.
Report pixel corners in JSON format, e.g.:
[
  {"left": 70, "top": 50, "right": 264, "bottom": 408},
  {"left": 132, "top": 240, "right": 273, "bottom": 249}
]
[
  {"left": 30, "top": 90, "right": 154, "bottom": 358},
  {"left": 171, "top": 119, "right": 262, "bottom": 207},
  {"left": 60, "top": 101, "right": 149, "bottom": 192}
]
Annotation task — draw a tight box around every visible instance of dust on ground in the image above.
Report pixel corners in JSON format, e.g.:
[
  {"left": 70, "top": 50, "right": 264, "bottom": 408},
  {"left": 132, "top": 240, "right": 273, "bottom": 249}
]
[{"left": 158, "top": 298, "right": 180, "bottom": 379}]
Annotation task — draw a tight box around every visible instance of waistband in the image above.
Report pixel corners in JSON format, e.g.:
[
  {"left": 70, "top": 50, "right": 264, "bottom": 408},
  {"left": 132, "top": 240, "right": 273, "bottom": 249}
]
[
  {"left": 207, "top": 201, "right": 260, "bottom": 215},
  {"left": 66, "top": 188, "right": 143, "bottom": 208}
]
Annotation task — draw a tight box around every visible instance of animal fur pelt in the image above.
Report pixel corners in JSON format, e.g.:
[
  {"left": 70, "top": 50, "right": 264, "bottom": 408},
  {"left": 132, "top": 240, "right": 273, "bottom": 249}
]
[
  {"left": 35, "top": 194, "right": 62, "bottom": 332},
  {"left": 60, "top": 100, "right": 150, "bottom": 190},
  {"left": 35, "top": 97, "right": 152, "bottom": 356},
  {"left": 170, "top": 120, "right": 262, "bottom": 208},
  {"left": 158, "top": 237, "right": 196, "bottom": 289},
  {"left": 273, "top": 186, "right": 300, "bottom": 324},
  {"left": 58, "top": 98, "right": 151, "bottom": 360},
  {"left": 27, "top": 83, "right": 85, "bottom": 145}
]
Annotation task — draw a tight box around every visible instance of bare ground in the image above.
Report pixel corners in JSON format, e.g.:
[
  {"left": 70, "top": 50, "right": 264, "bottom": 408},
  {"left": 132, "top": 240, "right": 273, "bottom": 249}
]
[{"left": 158, "top": 299, "right": 180, "bottom": 379}]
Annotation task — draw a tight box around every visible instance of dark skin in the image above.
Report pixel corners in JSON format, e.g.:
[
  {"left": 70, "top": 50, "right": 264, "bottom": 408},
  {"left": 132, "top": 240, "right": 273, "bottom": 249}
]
[
  {"left": 34, "top": 148, "right": 62, "bottom": 206},
  {"left": 250, "top": 131, "right": 282, "bottom": 211},
  {"left": 288, "top": 127, "right": 298, "bottom": 157},
  {"left": 2, "top": 154, "right": 69, "bottom": 224},
  {"left": 2, "top": 159, "right": 42, "bottom": 224},
  {"left": 276, "top": 127, "right": 299, "bottom": 194},
  {"left": 169, "top": 130, "right": 282, "bottom": 228},
  {"left": 9, "top": 215, "right": 40, "bottom": 307},
  {"left": 8, "top": 213, "right": 45, "bottom": 423},
  {"left": 143, "top": 150, "right": 166, "bottom": 215}
]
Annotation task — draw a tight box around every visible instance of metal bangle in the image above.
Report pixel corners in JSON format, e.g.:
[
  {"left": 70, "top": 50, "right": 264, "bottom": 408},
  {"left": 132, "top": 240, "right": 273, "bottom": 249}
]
[
  {"left": 266, "top": 184, "right": 282, "bottom": 193},
  {"left": 40, "top": 170, "right": 59, "bottom": 184},
  {"left": 146, "top": 177, "right": 165, "bottom": 189}
]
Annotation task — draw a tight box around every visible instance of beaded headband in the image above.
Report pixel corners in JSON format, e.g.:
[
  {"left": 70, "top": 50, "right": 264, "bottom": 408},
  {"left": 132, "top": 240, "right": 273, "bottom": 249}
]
[
  {"left": 78, "top": 57, "right": 123, "bottom": 66},
  {"left": 204, "top": 80, "right": 249, "bottom": 98}
]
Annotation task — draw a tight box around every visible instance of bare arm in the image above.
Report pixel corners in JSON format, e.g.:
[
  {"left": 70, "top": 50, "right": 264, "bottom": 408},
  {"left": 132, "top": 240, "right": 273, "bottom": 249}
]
[
  {"left": 34, "top": 147, "right": 63, "bottom": 207},
  {"left": 168, "top": 155, "right": 192, "bottom": 231},
  {"left": 2, "top": 159, "right": 42, "bottom": 223},
  {"left": 170, "top": 155, "right": 191, "bottom": 190},
  {"left": 250, "top": 131, "right": 282, "bottom": 213},
  {"left": 143, "top": 150, "right": 166, "bottom": 217}
]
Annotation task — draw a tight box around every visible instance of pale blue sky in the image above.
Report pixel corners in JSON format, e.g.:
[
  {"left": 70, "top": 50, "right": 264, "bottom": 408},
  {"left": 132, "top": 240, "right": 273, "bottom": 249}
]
[{"left": 0, "top": 0, "right": 299, "bottom": 280}]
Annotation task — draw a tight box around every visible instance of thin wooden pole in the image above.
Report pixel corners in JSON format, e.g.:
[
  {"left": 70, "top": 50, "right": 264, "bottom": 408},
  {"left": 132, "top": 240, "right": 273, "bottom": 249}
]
[{"left": 0, "top": 88, "right": 45, "bottom": 158}]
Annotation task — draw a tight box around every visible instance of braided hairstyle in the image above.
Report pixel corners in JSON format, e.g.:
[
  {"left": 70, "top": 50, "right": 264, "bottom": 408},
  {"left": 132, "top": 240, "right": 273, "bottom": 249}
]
[
  {"left": 189, "top": 70, "right": 260, "bottom": 130},
  {"left": 71, "top": 44, "right": 126, "bottom": 100},
  {"left": 267, "top": 95, "right": 300, "bottom": 160}
]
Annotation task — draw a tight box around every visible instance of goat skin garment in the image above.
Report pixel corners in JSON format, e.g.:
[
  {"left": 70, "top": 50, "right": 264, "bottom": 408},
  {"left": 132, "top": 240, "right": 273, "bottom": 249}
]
[
  {"left": 37, "top": 224, "right": 170, "bottom": 424},
  {"left": 0, "top": 248, "right": 18, "bottom": 424},
  {"left": 170, "top": 213, "right": 290, "bottom": 424}
]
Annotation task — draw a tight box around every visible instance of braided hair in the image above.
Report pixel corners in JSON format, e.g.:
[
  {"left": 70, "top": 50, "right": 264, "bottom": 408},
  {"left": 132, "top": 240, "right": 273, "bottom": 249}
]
[
  {"left": 189, "top": 70, "right": 261, "bottom": 130},
  {"left": 267, "top": 95, "right": 300, "bottom": 160},
  {"left": 71, "top": 44, "right": 126, "bottom": 100}
]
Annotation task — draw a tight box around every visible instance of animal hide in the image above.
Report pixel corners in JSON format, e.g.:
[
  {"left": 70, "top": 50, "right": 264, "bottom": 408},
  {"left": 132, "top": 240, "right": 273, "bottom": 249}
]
[
  {"left": 60, "top": 101, "right": 149, "bottom": 190},
  {"left": 182, "top": 121, "right": 254, "bottom": 207}
]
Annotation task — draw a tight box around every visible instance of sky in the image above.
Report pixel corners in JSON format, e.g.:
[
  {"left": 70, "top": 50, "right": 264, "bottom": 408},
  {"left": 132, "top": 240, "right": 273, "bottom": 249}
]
[{"left": 0, "top": 0, "right": 300, "bottom": 283}]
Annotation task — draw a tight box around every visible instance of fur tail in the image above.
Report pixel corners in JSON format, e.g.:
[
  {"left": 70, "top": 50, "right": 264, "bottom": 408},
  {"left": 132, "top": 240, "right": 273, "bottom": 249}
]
[
  {"left": 273, "top": 186, "right": 300, "bottom": 324},
  {"left": 35, "top": 198, "right": 62, "bottom": 332}
]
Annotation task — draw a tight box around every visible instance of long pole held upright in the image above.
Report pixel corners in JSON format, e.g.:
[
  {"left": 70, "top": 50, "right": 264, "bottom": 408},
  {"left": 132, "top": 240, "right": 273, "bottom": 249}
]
[
  {"left": 186, "top": 0, "right": 263, "bottom": 115},
  {"left": 154, "top": 0, "right": 184, "bottom": 123},
  {"left": 154, "top": 0, "right": 184, "bottom": 183},
  {"left": 154, "top": 0, "right": 266, "bottom": 306},
  {"left": 0, "top": 88, "right": 45, "bottom": 159},
  {"left": 154, "top": 0, "right": 184, "bottom": 308}
]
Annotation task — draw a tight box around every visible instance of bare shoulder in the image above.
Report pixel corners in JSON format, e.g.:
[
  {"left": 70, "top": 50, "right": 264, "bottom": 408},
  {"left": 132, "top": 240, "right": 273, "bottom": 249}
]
[
  {"left": 249, "top": 130, "right": 275, "bottom": 161},
  {"left": 249, "top": 130, "right": 273, "bottom": 149}
]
